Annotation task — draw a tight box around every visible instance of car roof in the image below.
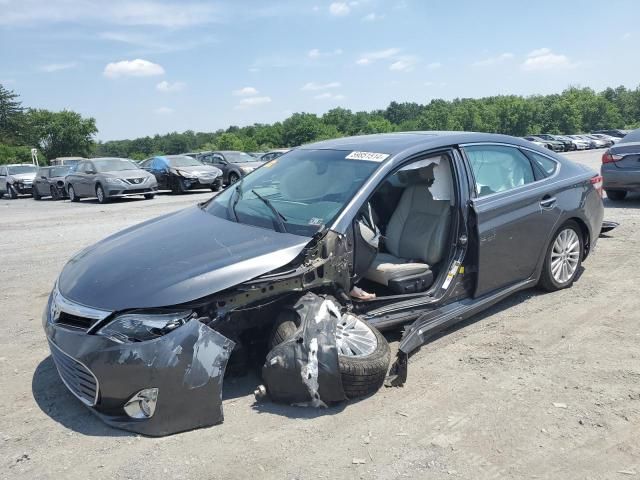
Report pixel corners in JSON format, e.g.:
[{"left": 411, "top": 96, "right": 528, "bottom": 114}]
[
  {"left": 4, "top": 163, "right": 37, "bottom": 167},
  {"left": 299, "top": 131, "right": 542, "bottom": 156}
]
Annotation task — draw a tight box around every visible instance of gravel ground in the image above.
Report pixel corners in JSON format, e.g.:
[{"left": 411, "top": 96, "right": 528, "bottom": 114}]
[{"left": 1, "top": 150, "right": 639, "bottom": 480}]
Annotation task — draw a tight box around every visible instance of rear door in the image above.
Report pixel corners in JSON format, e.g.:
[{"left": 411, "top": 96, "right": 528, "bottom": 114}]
[
  {"left": 34, "top": 168, "right": 49, "bottom": 195},
  {"left": 0, "top": 167, "right": 7, "bottom": 192},
  {"left": 462, "top": 143, "right": 562, "bottom": 297}
]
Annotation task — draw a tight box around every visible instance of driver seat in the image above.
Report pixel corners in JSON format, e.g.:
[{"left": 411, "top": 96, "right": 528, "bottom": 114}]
[{"left": 364, "top": 170, "right": 451, "bottom": 291}]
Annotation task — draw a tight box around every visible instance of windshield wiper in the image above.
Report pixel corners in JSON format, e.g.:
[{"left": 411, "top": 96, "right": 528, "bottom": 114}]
[
  {"left": 228, "top": 181, "right": 243, "bottom": 222},
  {"left": 251, "top": 189, "right": 288, "bottom": 233}
]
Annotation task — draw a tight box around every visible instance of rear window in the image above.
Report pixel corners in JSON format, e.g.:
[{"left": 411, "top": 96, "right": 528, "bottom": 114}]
[{"left": 524, "top": 151, "right": 558, "bottom": 177}]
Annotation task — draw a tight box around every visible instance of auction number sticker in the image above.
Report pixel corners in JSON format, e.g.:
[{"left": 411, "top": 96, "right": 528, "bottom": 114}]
[{"left": 345, "top": 151, "right": 390, "bottom": 162}]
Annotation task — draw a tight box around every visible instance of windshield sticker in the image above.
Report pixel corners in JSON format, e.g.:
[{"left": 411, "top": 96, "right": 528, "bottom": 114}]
[
  {"left": 308, "top": 217, "right": 324, "bottom": 226},
  {"left": 441, "top": 260, "right": 461, "bottom": 290},
  {"left": 345, "top": 151, "right": 390, "bottom": 162}
]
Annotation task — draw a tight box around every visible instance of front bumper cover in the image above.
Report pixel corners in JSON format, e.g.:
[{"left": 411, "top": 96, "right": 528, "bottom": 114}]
[{"left": 44, "top": 308, "right": 234, "bottom": 436}]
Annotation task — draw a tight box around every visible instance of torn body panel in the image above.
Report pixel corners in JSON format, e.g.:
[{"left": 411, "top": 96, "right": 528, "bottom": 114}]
[
  {"left": 45, "top": 315, "right": 234, "bottom": 437},
  {"left": 261, "top": 293, "right": 346, "bottom": 405}
]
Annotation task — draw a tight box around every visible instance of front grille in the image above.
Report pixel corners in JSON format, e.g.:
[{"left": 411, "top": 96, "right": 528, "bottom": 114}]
[
  {"left": 49, "top": 341, "right": 99, "bottom": 406},
  {"left": 55, "top": 311, "right": 94, "bottom": 330},
  {"left": 125, "top": 178, "right": 145, "bottom": 185}
]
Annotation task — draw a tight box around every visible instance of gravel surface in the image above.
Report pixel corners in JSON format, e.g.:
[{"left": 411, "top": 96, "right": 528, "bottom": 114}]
[{"left": 1, "top": 150, "right": 639, "bottom": 480}]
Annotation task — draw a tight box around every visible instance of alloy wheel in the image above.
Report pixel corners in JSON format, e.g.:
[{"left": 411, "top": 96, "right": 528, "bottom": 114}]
[
  {"left": 335, "top": 314, "right": 378, "bottom": 357},
  {"left": 550, "top": 228, "right": 580, "bottom": 284}
]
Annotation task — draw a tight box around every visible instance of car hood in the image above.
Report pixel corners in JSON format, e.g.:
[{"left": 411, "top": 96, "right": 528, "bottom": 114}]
[
  {"left": 176, "top": 165, "right": 222, "bottom": 177},
  {"left": 11, "top": 172, "right": 37, "bottom": 181},
  {"left": 57, "top": 206, "right": 310, "bottom": 311},
  {"left": 102, "top": 169, "right": 153, "bottom": 179}
]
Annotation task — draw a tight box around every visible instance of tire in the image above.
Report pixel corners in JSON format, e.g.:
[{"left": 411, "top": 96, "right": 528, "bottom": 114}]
[
  {"left": 6, "top": 184, "right": 17, "bottom": 199},
  {"left": 144, "top": 193, "right": 155, "bottom": 200},
  {"left": 50, "top": 185, "right": 60, "bottom": 201},
  {"left": 172, "top": 177, "right": 188, "bottom": 194},
  {"left": 605, "top": 190, "right": 627, "bottom": 201},
  {"left": 96, "top": 184, "right": 109, "bottom": 204},
  {"left": 228, "top": 172, "right": 240, "bottom": 185},
  {"left": 32, "top": 187, "right": 41, "bottom": 201},
  {"left": 269, "top": 307, "right": 391, "bottom": 399},
  {"left": 68, "top": 184, "right": 80, "bottom": 202},
  {"left": 538, "top": 220, "right": 583, "bottom": 292}
]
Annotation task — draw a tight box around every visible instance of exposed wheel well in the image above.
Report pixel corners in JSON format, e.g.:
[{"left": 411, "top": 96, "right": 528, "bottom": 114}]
[{"left": 567, "top": 217, "right": 590, "bottom": 260}]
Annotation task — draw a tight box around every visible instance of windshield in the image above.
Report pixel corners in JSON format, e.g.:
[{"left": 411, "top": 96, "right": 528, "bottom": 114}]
[
  {"left": 93, "top": 158, "right": 138, "bottom": 172},
  {"left": 168, "top": 156, "right": 203, "bottom": 167},
  {"left": 223, "top": 151, "right": 257, "bottom": 163},
  {"left": 205, "top": 149, "right": 381, "bottom": 236},
  {"left": 7, "top": 165, "right": 37, "bottom": 174},
  {"left": 51, "top": 166, "right": 72, "bottom": 177}
]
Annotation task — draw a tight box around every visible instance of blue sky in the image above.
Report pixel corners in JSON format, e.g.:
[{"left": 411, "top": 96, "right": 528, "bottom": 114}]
[{"left": 1, "top": 0, "right": 638, "bottom": 141}]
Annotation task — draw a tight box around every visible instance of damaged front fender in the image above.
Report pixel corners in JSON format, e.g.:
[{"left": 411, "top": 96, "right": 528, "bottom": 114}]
[{"left": 46, "top": 319, "right": 234, "bottom": 437}]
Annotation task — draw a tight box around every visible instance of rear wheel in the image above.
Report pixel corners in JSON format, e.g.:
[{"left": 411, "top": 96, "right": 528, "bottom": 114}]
[
  {"left": 228, "top": 172, "right": 240, "bottom": 185},
  {"left": 96, "top": 184, "right": 109, "bottom": 204},
  {"left": 269, "top": 308, "right": 391, "bottom": 399},
  {"left": 538, "top": 221, "right": 583, "bottom": 292},
  {"left": 68, "top": 184, "right": 80, "bottom": 202},
  {"left": 605, "top": 190, "right": 627, "bottom": 201}
]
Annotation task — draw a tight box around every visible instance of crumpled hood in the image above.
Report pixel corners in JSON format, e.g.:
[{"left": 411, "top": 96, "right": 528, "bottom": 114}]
[
  {"left": 11, "top": 172, "right": 36, "bottom": 181},
  {"left": 176, "top": 165, "right": 222, "bottom": 177},
  {"left": 58, "top": 206, "right": 310, "bottom": 311}
]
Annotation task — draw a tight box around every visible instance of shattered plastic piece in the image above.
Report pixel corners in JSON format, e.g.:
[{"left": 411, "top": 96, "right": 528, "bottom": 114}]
[{"left": 261, "top": 293, "right": 346, "bottom": 406}]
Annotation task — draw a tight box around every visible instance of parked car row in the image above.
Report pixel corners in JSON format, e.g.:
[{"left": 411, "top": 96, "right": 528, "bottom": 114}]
[{"left": 524, "top": 131, "right": 629, "bottom": 152}]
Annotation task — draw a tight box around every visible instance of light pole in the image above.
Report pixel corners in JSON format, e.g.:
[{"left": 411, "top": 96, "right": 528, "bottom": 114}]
[{"left": 31, "top": 148, "right": 39, "bottom": 166}]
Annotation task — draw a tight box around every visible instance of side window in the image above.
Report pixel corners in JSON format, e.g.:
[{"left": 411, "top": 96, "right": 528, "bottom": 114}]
[
  {"left": 212, "top": 154, "right": 224, "bottom": 163},
  {"left": 465, "top": 145, "right": 536, "bottom": 197},
  {"left": 0, "top": 167, "right": 6, "bottom": 176},
  {"left": 524, "top": 150, "right": 558, "bottom": 177},
  {"left": 77, "top": 162, "right": 87, "bottom": 173}
]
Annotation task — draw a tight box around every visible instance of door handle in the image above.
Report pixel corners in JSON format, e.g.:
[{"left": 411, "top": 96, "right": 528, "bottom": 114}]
[{"left": 540, "top": 196, "right": 556, "bottom": 209}]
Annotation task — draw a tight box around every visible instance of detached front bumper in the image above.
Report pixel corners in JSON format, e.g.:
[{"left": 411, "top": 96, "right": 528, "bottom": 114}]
[{"left": 43, "top": 294, "right": 234, "bottom": 436}]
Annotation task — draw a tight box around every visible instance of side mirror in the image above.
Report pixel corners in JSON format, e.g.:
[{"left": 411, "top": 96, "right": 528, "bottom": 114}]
[
  {"left": 86, "top": 169, "right": 96, "bottom": 175},
  {"left": 41, "top": 175, "right": 47, "bottom": 179}
]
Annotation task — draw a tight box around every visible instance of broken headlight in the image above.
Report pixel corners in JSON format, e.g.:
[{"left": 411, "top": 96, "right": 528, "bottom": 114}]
[{"left": 96, "top": 311, "right": 193, "bottom": 343}]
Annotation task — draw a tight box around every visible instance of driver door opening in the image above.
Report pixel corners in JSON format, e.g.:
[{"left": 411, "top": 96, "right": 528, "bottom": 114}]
[{"left": 352, "top": 152, "right": 458, "bottom": 298}]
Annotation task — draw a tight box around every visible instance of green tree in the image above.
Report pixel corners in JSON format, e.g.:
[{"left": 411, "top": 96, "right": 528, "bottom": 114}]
[
  {"left": 216, "top": 132, "right": 244, "bottom": 150},
  {"left": 0, "top": 84, "right": 24, "bottom": 144},
  {"left": 25, "top": 109, "right": 97, "bottom": 160}
]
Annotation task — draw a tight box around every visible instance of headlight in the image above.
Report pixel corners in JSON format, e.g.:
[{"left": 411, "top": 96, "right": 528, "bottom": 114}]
[
  {"left": 176, "top": 169, "right": 197, "bottom": 178},
  {"left": 96, "top": 311, "right": 193, "bottom": 343},
  {"left": 240, "top": 166, "right": 254, "bottom": 173},
  {"left": 105, "top": 177, "right": 125, "bottom": 185}
]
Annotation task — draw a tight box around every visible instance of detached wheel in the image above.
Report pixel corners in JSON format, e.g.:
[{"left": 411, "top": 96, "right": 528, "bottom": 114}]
[
  {"left": 50, "top": 185, "right": 61, "bottom": 200},
  {"left": 269, "top": 308, "right": 390, "bottom": 399},
  {"left": 96, "top": 184, "right": 109, "bottom": 204},
  {"left": 144, "top": 193, "right": 155, "bottom": 200},
  {"left": 68, "top": 185, "right": 79, "bottom": 202},
  {"left": 538, "top": 221, "right": 583, "bottom": 292},
  {"left": 32, "top": 187, "right": 41, "bottom": 201},
  {"left": 605, "top": 190, "right": 627, "bottom": 201}
]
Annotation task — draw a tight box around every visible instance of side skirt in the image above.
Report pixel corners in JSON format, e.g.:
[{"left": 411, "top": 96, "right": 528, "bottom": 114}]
[{"left": 386, "top": 277, "right": 538, "bottom": 387}]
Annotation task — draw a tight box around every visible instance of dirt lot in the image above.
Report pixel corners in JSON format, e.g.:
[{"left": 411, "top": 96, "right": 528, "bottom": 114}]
[{"left": 1, "top": 150, "right": 639, "bottom": 480}]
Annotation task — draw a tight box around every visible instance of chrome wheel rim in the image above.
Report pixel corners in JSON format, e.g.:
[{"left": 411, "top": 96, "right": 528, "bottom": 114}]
[
  {"left": 335, "top": 314, "right": 377, "bottom": 357},
  {"left": 97, "top": 186, "right": 104, "bottom": 202},
  {"left": 551, "top": 228, "right": 580, "bottom": 284},
  {"left": 69, "top": 186, "right": 75, "bottom": 200}
]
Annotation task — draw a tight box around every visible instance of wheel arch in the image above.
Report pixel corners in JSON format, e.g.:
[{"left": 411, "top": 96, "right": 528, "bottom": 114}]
[{"left": 566, "top": 216, "right": 591, "bottom": 260}]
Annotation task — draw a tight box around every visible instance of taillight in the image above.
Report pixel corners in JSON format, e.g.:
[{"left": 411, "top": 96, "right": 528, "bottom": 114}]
[
  {"left": 591, "top": 175, "right": 603, "bottom": 197},
  {"left": 602, "top": 151, "right": 622, "bottom": 164}
]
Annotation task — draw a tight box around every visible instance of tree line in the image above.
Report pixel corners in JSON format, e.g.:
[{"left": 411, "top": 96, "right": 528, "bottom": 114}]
[{"left": 1, "top": 82, "right": 639, "bottom": 165}]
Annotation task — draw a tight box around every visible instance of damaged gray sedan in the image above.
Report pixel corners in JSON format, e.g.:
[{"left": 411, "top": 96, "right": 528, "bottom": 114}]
[{"left": 43, "top": 132, "right": 606, "bottom": 436}]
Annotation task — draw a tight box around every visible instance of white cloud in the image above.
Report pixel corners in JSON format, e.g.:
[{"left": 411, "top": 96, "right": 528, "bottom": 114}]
[
  {"left": 521, "top": 48, "right": 573, "bottom": 71},
  {"left": 301, "top": 81, "right": 341, "bottom": 91},
  {"left": 99, "top": 31, "right": 215, "bottom": 54},
  {"left": 356, "top": 48, "right": 401, "bottom": 66},
  {"left": 427, "top": 62, "right": 441, "bottom": 70},
  {"left": 389, "top": 56, "right": 418, "bottom": 72},
  {"left": 472, "top": 52, "right": 514, "bottom": 67},
  {"left": 232, "top": 86, "right": 259, "bottom": 96},
  {"left": 235, "top": 96, "right": 272, "bottom": 109},
  {"left": 156, "top": 80, "right": 185, "bottom": 92},
  {"left": 622, "top": 32, "right": 631, "bottom": 39},
  {"left": 312, "top": 5, "right": 320, "bottom": 12},
  {"left": 104, "top": 59, "right": 164, "bottom": 78},
  {"left": 314, "top": 92, "right": 346, "bottom": 100},
  {"left": 39, "top": 62, "right": 78, "bottom": 72},
  {"left": 362, "top": 12, "right": 383, "bottom": 21},
  {"left": 329, "top": 2, "right": 350, "bottom": 16},
  {"left": 308, "top": 48, "right": 343, "bottom": 59},
  {"left": 154, "top": 106, "right": 173, "bottom": 115}
]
